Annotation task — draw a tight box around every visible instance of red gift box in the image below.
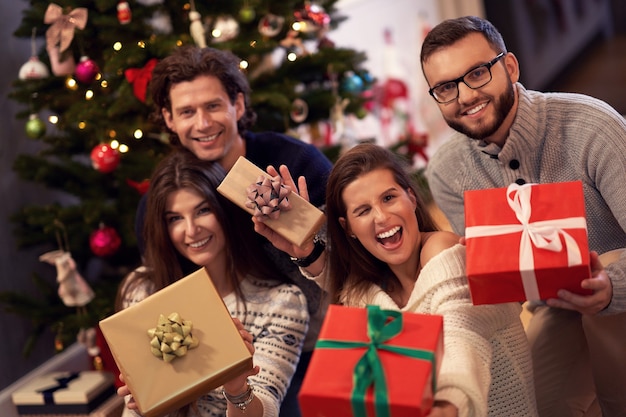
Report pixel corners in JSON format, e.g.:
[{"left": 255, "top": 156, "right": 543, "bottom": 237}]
[
  {"left": 464, "top": 181, "right": 592, "bottom": 305},
  {"left": 298, "top": 305, "right": 443, "bottom": 417}
]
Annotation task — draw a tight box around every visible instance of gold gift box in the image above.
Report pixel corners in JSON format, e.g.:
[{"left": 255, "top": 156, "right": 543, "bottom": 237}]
[
  {"left": 99, "top": 268, "right": 252, "bottom": 417},
  {"left": 217, "top": 156, "right": 326, "bottom": 248}
]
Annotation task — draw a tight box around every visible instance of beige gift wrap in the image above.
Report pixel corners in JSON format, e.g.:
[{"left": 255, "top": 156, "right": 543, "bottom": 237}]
[
  {"left": 217, "top": 156, "right": 326, "bottom": 248},
  {"left": 99, "top": 268, "right": 253, "bottom": 417},
  {"left": 12, "top": 371, "right": 115, "bottom": 415}
]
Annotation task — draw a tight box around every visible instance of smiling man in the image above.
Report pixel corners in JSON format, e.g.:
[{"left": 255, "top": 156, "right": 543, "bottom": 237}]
[
  {"left": 421, "top": 16, "right": 626, "bottom": 417},
  {"left": 135, "top": 46, "right": 333, "bottom": 417}
]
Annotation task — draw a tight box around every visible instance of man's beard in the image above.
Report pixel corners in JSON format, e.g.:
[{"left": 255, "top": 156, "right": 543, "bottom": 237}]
[{"left": 444, "top": 81, "right": 515, "bottom": 140}]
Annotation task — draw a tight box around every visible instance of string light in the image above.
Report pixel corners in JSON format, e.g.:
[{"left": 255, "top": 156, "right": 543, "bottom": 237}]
[
  {"left": 133, "top": 129, "right": 143, "bottom": 139},
  {"left": 85, "top": 90, "right": 94, "bottom": 100},
  {"left": 113, "top": 42, "right": 122, "bottom": 51},
  {"left": 78, "top": 121, "right": 86, "bottom": 129},
  {"left": 49, "top": 115, "right": 59, "bottom": 124}
]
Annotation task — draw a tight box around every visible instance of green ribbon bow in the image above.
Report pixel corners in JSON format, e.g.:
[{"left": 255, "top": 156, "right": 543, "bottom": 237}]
[{"left": 315, "top": 305, "right": 437, "bottom": 417}]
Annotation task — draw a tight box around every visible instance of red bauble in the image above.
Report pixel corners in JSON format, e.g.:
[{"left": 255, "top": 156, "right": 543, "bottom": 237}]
[
  {"left": 91, "top": 144, "right": 121, "bottom": 173},
  {"left": 90, "top": 225, "right": 121, "bottom": 257},
  {"left": 75, "top": 56, "right": 100, "bottom": 84}
]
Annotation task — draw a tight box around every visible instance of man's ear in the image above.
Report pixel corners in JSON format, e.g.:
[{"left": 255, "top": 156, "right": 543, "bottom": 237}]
[
  {"left": 235, "top": 92, "right": 245, "bottom": 121},
  {"left": 162, "top": 107, "right": 174, "bottom": 130}
]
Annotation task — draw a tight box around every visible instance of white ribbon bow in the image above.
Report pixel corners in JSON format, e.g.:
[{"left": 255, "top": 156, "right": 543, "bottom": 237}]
[{"left": 465, "top": 183, "right": 587, "bottom": 301}]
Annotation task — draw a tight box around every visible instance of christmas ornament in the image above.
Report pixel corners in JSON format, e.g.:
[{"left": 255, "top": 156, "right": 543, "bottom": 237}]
[
  {"left": 90, "top": 143, "right": 121, "bottom": 173},
  {"left": 280, "top": 29, "right": 308, "bottom": 57},
  {"left": 39, "top": 249, "right": 94, "bottom": 307},
  {"left": 258, "top": 14, "right": 284, "bottom": 38},
  {"left": 189, "top": 10, "right": 206, "bottom": 47},
  {"left": 75, "top": 56, "right": 100, "bottom": 84},
  {"left": 211, "top": 16, "right": 239, "bottom": 43},
  {"left": 294, "top": 2, "right": 330, "bottom": 33},
  {"left": 340, "top": 72, "right": 364, "bottom": 93},
  {"left": 125, "top": 58, "right": 158, "bottom": 103},
  {"left": 89, "top": 224, "right": 121, "bottom": 257},
  {"left": 239, "top": 4, "right": 256, "bottom": 23},
  {"left": 290, "top": 98, "right": 309, "bottom": 123},
  {"left": 44, "top": 3, "right": 88, "bottom": 54},
  {"left": 19, "top": 56, "right": 49, "bottom": 80},
  {"left": 117, "top": 1, "right": 132, "bottom": 24},
  {"left": 25, "top": 114, "right": 46, "bottom": 139},
  {"left": 19, "top": 29, "right": 49, "bottom": 80},
  {"left": 126, "top": 178, "right": 150, "bottom": 195},
  {"left": 47, "top": 43, "right": 75, "bottom": 76}
]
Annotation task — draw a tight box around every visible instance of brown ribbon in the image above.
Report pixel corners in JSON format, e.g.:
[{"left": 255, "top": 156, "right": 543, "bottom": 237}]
[
  {"left": 245, "top": 175, "right": 292, "bottom": 220},
  {"left": 44, "top": 3, "right": 88, "bottom": 53}
]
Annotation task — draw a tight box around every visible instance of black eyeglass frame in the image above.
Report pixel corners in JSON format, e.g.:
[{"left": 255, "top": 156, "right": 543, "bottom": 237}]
[{"left": 428, "top": 52, "right": 506, "bottom": 104}]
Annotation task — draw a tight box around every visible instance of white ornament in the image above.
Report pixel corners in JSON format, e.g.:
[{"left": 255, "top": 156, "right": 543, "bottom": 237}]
[
  {"left": 211, "top": 16, "right": 239, "bottom": 43},
  {"left": 189, "top": 10, "right": 206, "bottom": 47},
  {"left": 19, "top": 56, "right": 50, "bottom": 80}
]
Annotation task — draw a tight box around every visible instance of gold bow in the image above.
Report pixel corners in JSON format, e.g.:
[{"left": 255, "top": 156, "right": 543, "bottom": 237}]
[{"left": 44, "top": 3, "right": 88, "bottom": 53}]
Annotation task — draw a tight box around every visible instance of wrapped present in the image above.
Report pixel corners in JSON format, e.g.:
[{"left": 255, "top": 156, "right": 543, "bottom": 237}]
[
  {"left": 11, "top": 371, "right": 115, "bottom": 415},
  {"left": 299, "top": 305, "right": 443, "bottom": 417},
  {"left": 217, "top": 156, "right": 326, "bottom": 248},
  {"left": 99, "top": 267, "right": 252, "bottom": 417},
  {"left": 464, "top": 181, "right": 592, "bottom": 305},
  {"left": 17, "top": 393, "right": 124, "bottom": 417}
]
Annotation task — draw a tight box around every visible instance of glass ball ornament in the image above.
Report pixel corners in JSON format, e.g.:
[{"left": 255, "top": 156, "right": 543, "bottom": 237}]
[
  {"left": 25, "top": 114, "right": 46, "bottom": 139},
  {"left": 239, "top": 5, "right": 255, "bottom": 23},
  {"left": 89, "top": 224, "right": 121, "bottom": 257},
  {"left": 19, "top": 56, "right": 49, "bottom": 80},
  {"left": 90, "top": 143, "right": 121, "bottom": 173},
  {"left": 340, "top": 72, "right": 364, "bottom": 93},
  {"left": 75, "top": 56, "right": 100, "bottom": 84}
]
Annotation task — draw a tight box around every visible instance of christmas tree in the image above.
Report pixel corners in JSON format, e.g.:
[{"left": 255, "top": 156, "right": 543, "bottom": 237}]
[{"left": 5, "top": 0, "right": 370, "bottom": 355}]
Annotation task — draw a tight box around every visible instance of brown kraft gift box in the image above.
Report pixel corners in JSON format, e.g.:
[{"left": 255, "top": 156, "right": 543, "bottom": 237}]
[
  {"left": 99, "top": 267, "right": 252, "bottom": 417},
  {"left": 217, "top": 156, "right": 326, "bottom": 248}
]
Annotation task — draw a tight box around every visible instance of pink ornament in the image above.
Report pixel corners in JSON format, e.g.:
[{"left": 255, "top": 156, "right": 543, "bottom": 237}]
[
  {"left": 75, "top": 56, "right": 100, "bottom": 84},
  {"left": 91, "top": 143, "right": 121, "bottom": 173},
  {"left": 89, "top": 225, "right": 121, "bottom": 257}
]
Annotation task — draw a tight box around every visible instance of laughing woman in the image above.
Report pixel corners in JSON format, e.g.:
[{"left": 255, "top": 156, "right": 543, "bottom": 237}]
[
  {"left": 116, "top": 149, "right": 309, "bottom": 417},
  {"left": 255, "top": 143, "right": 537, "bottom": 417}
]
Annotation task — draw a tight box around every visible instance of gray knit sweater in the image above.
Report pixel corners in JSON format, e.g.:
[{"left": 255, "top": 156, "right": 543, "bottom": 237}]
[{"left": 426, "top": 83, "right": 626, "bottom": 315}]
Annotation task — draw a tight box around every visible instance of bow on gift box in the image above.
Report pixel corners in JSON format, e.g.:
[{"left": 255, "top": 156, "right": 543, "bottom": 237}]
[
  {"left": 44, "top": 3, "right": 88, "bottom": 53},
  {"left": 125, "top": 58, "right": 158, "bottom": 103},
  {"left": 38, "top": 372, "right": 80, "bottom": 405},
  {"left": 245, "top": 175, "right": 292, "bottom": 220},
  {"left": 465, "top": 182, "right": 587, "bottom": 301},
  {"left": 316, "top": 305, "right": 437, "bottom": 417}
]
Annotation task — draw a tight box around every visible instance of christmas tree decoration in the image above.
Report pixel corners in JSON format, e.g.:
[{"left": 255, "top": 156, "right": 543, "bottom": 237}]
[
  {"left": 75, "top": 56, "right": 100, "bottom": 84},
  {"left": 19, "top": 29, "right": 50, "bottom": 80},
  {"left": 189, "top": 10, "right": 206, "bottom": 47},
  {"left": 43, "top": 3, "right": 88, "bottom": 54},
  {"left": 258, "top": 14, "right": 284, "bottom": 38},
  {"left": 290, "top": 98, "right": 309, "bottom": 123},
  {"left": 117, "top": 1, "right": 132, "bottom": 25},
  {"left": 125, "top": 58, "right": 158, "bottom": 103},
  {"left": 239, "top": 2, "right": 256, "bottom": 24},
  {"left": 340, "top": 71, "right": 364, "bottom": 93},
  {"left": 25, "top": 114, "right": 46, "bottom": 139},
  {"left": 294, "top": 2, "right": 330, "bottom": 34},
  {"left": 126, "top": 178, "right": 150, "bottom": 195},
  {"left": 19, "top": 56, "right": 49, "bottom": 80},
  {"left": 211, "top": 16, "right": 239, "bottom": 43},
  {"left": 90, "top": 143, "right": 121, "bottom": 173},
  {"left": 89, "top": 224, "right": 122, "bottom": 257},
  {"left": 39, "top": 249, "right": 95, "bottom": 307}
]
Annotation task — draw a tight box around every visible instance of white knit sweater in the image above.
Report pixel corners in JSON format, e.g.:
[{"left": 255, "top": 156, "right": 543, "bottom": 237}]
[{"left": 306, "top": 244, "right": 538, "bottom": 417}]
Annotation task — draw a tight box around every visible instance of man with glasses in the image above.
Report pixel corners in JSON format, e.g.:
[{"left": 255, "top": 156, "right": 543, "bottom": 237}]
[{"left": 421, "top": 15, "right": 626, "bottom": 417}]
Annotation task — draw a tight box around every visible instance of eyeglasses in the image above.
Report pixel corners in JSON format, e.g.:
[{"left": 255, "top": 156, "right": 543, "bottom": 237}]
[{"left": 428, "top": 52, "right": 505, "bottom": 104}]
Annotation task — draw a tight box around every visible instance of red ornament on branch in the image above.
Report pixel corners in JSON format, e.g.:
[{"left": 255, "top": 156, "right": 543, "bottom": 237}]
[
  {"left": 89, "top": 224, "right": 121, "bottom": 257},
  {"left": 90, "top": 143, "right": 120, "bottom": 173}
]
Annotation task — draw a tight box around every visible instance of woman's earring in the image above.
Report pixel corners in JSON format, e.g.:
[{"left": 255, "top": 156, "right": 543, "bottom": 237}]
[{"left": 350, "top": 234, "right": 357, "bottom": 239}]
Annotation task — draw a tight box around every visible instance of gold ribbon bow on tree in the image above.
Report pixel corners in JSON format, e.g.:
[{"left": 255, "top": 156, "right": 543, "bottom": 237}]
[{"left": 44, "top": 3, "right": 88, "bottom": 53}]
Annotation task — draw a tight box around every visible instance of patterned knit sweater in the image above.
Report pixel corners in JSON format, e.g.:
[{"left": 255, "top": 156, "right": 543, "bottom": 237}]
[
  {"left": 120, "top": 272, "right": 309, "bottom": 417},
  {"left": 426, "top": 84, "right": 626, "bottom": 315},
  {"left": 305, "top": 245, "right": 538, "bottom": 417}
]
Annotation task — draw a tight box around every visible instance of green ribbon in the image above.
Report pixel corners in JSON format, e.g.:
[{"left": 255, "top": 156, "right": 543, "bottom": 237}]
[{"left": 315, "top": 305, "right": 437, "bottom": 417}]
